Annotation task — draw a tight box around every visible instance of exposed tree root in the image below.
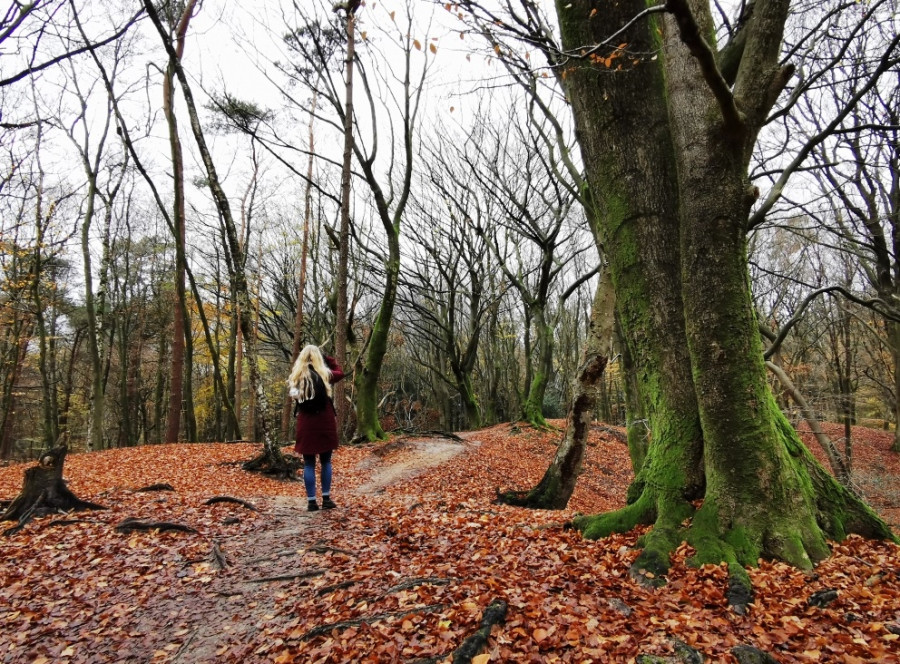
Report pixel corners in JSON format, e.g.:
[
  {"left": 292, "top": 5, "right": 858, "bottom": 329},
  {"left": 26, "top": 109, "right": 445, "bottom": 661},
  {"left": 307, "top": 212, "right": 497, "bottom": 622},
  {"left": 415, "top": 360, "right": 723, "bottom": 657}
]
[
  {"left": 308, "top": 544, "right": 354, "bottom": 556},
  {"left": 316, "top": 580, "right": 357, "bottom": 596},
  {"left": 393, "top": 430, "right": 464, "bottom": 442},
  {"left": 115, "top": 518, "right": 197, "bottom": 534},
  {"left": 49, "top": 518, "right": 98, "bottom": 528},
  {"left": 242, "top": 447, "right": 302, "bottom": 479},
  {"left": 591, "top": 424, "right": 628, "bottom": 443},
  {"left": 204, "top": 496, "right": 258, "bottom": 510},
  {"left": 298, "top": 603, "right": 446, "bottom": 640},
  {"left": 210, "top": 541, "right": 228, "bottom": 570},
  {"left": 450, "top": 599, "right": 508, "bottom": 664},
  {"left": 383, "top": 577, "right": 451, "bottom": 597},
  {"left": 136, "top": 483, "right": 175, "bottom": 492},
  {"left": 248, "top": 569, "right": 325, "bottom": 584}
]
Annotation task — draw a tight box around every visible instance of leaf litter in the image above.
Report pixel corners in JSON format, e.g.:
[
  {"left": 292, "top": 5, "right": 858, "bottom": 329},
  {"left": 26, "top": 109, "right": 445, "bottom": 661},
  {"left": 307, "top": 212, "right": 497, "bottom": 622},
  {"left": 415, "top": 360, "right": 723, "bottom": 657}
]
[{"left": 0, "top": 421, "right": 897, "bottom": 663}]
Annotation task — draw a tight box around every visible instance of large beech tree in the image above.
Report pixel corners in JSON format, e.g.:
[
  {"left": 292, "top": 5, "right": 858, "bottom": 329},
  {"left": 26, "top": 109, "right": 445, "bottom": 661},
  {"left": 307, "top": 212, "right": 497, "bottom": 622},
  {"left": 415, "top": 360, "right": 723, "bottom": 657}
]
[{"left": 547, "top": 0, "right": 897, "bottom": 591}]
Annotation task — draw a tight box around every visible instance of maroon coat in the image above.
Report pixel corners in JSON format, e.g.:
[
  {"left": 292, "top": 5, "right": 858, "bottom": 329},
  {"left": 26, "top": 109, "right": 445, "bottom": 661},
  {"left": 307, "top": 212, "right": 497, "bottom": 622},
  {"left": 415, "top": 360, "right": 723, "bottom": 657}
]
[{"left": 294, "top": 355, "right": 345, "bottom": 456}]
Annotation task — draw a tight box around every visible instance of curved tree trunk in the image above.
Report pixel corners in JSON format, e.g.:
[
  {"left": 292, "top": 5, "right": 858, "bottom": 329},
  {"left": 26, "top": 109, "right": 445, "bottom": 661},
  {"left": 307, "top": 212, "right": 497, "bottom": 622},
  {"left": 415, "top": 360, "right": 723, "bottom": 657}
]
[
  {"left": 143, "top": 0, "right": 296, "bottom": 476},
  {"left": 766, "top": 360, "right": 850, "bottom": 483},
  {"left": 498, "top": 273, "right": 615, "bottom": 508}
]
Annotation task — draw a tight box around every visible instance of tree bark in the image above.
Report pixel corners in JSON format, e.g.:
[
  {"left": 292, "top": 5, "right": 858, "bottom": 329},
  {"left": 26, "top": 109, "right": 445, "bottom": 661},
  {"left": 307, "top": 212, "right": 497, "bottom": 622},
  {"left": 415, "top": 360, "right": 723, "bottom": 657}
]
[
  {"left": 558, "top": 0, "right": 706, "bottom": 574},
  {"left": 562, "top": 0, "right": 896, "bottom": 577},
  {"left": 334, "top": 6, "right": 358, "bottom": 442},
  {"left": 142, "top": 0, "right": 296, "bottom": 476}
]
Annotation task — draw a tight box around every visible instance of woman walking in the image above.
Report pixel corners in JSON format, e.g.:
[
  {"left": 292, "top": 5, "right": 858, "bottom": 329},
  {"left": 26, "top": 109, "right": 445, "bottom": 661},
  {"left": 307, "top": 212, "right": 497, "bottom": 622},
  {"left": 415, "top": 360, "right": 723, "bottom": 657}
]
[{"left": 287, "top": 345, "right": 345, "bottom": 511}]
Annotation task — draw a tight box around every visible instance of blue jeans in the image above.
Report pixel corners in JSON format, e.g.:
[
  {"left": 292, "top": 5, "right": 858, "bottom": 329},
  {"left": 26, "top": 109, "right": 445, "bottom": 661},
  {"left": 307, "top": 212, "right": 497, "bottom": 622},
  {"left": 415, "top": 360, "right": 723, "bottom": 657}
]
[{"left": 302, "top": 452, "right": 332, "bottom": 500}]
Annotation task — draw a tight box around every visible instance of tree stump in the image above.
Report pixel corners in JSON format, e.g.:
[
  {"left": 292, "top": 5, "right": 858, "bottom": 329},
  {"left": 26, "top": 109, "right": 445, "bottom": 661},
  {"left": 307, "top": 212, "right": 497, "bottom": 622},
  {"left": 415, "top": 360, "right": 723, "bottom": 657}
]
[{"left": 1, "top": 445, "right": 105, "bottom": 535}]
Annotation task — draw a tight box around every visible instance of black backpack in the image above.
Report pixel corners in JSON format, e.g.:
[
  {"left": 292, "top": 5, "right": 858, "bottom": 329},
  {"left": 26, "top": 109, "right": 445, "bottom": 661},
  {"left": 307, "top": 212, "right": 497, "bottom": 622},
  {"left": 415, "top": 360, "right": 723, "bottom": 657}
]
[{"left": 294, "top": 367, "right": 329, "bottom": 416}]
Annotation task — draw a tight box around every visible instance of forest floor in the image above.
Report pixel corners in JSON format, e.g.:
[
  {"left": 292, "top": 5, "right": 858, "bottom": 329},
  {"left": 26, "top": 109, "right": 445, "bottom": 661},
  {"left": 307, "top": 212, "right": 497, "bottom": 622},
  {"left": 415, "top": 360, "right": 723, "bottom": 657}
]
[{"left": 0, "top": 421, "right": 898, "bottom": 663}]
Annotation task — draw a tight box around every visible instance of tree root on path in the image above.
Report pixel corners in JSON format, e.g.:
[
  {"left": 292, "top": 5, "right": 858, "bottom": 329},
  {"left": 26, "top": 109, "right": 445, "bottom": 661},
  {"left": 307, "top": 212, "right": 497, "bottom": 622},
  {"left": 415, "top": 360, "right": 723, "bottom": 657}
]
[
  {"left": 115, "top": 518, "right": 197, "bottom": 534},
  {"left": 204, "top": 496, "right": 258, "bottom": 510},
  {"left": 450, "top": 599, "right": 508, "bottom": 664},
  {"left": 308, "top": 544, "right": 354, "bottom": 556},
  {"left": 136, "top": 483, "right": 175, "bottom": 492},
  {"left": 383, "top": 577, "right": 451, "bottom": 597},
  {"left": 316, "top": 580, "right": 357, "bottom": 596},
  {"left": 298, "top": 603, "right": 447, "bottom": 641},
  {"left": 211, "top": 541, "right": 228, "bottom": 569},
  {"left": 248, "top": 569, "right": 325, "bottom": 584}
]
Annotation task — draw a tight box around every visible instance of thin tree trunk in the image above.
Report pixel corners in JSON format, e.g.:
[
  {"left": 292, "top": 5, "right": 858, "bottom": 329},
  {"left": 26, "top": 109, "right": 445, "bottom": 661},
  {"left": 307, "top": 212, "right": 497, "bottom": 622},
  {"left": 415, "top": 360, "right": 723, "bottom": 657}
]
[
  {"left": 334, "top": 5, "right": 359, "bottom": 441},
  {"left": 766, "top": 361, "right": 849, "bottom": 483},
  {"left": 281, "top": 90, "right": 318, "bottom": 440},
  {"left": 162, "top": 0, "right": 197, "bottom": 445},
  {"left": 891, "top": 322, "right": 900, "bottom": 452},
  {"left": 143, "top": 0, "right": 297, "bottom": 475}
]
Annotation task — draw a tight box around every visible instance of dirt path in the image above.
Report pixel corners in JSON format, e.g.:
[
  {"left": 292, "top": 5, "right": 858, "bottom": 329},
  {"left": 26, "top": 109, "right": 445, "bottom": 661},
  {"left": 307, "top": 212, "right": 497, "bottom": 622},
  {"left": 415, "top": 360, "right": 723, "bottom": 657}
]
[{"left": 169, "top": 436, "right": 470, "bottom": 662}]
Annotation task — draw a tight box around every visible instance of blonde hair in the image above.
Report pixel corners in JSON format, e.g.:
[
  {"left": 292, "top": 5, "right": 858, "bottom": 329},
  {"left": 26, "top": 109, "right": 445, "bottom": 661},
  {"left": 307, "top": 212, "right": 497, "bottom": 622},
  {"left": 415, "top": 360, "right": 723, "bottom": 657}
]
[{"left": 287, "top": 344, "right": 333, "bottom": 401}]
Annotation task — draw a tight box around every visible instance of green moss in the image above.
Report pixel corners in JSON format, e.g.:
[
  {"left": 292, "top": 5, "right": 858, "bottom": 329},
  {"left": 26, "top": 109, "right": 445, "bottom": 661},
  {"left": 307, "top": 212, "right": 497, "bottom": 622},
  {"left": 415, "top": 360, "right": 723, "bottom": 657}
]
[
  {"left": 686, "top": 500, "right": 742, "bottom": 566},
  {"left": 575, "top": 491, "right": 655, "bottom": 539}
]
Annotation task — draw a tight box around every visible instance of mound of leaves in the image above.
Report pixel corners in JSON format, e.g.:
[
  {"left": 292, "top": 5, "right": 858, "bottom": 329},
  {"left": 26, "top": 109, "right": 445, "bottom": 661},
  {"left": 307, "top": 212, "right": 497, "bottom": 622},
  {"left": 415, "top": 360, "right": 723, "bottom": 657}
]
[{"left": 0, "top": 423, "right": 898, "bottom": 663}]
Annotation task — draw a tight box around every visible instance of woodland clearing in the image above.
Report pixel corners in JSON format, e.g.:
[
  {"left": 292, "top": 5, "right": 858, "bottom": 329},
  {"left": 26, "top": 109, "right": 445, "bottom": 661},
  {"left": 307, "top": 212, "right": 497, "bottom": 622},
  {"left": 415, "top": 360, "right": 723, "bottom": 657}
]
[{"left": 0, "top": 421, "right": 898, "bottom": 663}]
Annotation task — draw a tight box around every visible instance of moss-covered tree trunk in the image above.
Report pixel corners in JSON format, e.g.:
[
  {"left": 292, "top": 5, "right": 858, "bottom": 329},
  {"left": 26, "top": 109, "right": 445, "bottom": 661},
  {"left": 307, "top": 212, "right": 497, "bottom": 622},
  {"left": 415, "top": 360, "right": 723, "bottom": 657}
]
[
  {"left": 521, "top": 307, "right": 553, "bottom": 428},
  {"left": 662, "top": 0, "right": 891, "bottom": 569},
  {"left": 353, "top": 248, "right": 398, "bottom": 443},
  {"left": 498, "top": 274, "right": 615, "bottom": 508},
  {"left": 558, "top": 0, "right": 705, "bottom": 565},
  {"left": 890, "top": 323, "right": 900, "bottom": 452},
  {"left": 560, "top": 0, "right": 896, "bottom": 584},
  {"left": 454, "top": 371, "right": 481, "bottom": 430}
]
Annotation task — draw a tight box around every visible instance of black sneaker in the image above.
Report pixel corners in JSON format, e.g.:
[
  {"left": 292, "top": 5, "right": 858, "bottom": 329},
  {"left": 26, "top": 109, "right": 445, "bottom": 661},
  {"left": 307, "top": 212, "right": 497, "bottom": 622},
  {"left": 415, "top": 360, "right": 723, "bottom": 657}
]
[
  {"left": 307, "top": 500, "right": 319, "bottom": 512},
  {"left": 321, "top": 497, "right": 337, "bottom": 509}
]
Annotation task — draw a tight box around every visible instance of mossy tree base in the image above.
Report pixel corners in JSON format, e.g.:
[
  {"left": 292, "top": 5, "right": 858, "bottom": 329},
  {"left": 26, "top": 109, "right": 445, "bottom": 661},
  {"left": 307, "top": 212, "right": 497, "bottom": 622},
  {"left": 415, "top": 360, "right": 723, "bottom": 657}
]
[{"left": 574, "top": 424, "right": 897, "bottom": 606}]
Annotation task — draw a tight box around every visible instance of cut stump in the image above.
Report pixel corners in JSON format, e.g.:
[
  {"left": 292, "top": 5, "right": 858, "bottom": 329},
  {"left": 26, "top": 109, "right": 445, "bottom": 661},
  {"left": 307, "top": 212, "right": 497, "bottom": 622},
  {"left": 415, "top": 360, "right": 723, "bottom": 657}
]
[{"left": 1, "top": 445, "right": 106, "bottom": 535}]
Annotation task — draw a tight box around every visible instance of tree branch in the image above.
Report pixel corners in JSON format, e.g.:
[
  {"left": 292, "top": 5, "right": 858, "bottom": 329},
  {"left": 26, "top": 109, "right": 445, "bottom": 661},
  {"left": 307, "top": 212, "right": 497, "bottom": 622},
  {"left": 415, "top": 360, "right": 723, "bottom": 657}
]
[{"left": 665, "top": 0, "right": 743, "bottom": 134}]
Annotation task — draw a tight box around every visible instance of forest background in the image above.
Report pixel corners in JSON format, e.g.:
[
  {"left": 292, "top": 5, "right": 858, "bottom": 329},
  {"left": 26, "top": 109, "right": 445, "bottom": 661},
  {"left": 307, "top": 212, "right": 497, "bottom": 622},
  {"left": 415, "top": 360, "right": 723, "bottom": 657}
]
[{"left": 0, "top": 0, "right": 898, "bottom": 483}]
